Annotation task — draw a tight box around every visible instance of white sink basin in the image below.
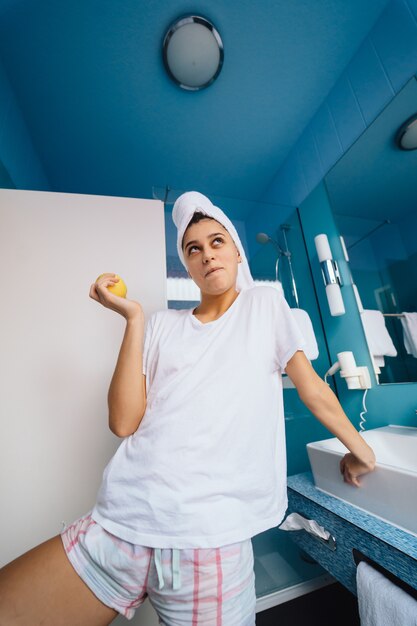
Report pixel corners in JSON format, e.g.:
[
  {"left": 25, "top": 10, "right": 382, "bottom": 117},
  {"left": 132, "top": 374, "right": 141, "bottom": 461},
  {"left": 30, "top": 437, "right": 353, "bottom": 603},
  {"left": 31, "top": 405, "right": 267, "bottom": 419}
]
[{"left": 307, "top": 425, "right": 417, "bottom": 536}]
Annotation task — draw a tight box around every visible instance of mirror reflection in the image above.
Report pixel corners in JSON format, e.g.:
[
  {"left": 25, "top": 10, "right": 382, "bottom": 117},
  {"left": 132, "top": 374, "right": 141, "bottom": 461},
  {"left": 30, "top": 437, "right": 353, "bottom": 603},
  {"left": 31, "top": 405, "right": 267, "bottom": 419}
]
[{"left": 324, "top": 77, "right": 417, "bottom": 384}]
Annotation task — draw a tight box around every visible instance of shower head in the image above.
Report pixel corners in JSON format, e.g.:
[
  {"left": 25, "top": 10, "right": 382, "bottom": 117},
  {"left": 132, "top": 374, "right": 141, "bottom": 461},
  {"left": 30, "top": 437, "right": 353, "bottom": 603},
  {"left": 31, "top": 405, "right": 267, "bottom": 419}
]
[
  {"left": 256, "top": 232, "right": 285, "bottom": 255},
  {"left": 256, "top": 232, "right": 270, "bottom": 244}
]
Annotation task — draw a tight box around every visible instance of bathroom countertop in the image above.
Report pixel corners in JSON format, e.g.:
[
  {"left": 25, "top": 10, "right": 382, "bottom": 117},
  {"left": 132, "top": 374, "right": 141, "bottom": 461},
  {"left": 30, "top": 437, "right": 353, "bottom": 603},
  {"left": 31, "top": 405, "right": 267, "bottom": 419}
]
[{"left": 287, "top": 472, "right": 417, "bottom": 561}]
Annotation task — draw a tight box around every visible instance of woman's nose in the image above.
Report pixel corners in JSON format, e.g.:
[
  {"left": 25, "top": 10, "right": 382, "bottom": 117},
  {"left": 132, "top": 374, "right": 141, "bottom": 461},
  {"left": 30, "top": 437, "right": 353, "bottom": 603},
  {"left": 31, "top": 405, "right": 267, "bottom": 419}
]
[{"left": 202, "top": 248, "right": 215, "bottom": 262}]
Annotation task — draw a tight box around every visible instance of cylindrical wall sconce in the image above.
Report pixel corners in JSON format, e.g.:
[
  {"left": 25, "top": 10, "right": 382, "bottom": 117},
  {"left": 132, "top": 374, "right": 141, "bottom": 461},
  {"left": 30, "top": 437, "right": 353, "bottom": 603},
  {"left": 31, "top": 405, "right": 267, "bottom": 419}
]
[{"left": 314, "top": 234, "right": 345, "bottom": 316}]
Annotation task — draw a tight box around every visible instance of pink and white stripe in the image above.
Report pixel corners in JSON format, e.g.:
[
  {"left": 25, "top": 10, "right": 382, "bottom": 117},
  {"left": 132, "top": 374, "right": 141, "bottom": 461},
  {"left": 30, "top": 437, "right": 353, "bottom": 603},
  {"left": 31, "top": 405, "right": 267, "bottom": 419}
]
[{"left": 60, "top": 511, "right": 256, "bottom": 624}]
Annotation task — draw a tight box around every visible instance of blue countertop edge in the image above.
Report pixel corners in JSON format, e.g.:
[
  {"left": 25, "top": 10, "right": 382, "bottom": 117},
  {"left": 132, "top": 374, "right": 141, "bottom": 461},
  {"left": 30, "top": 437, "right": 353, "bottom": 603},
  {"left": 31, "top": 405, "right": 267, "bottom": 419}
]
[{"left": 287, "top": 472, "right": 417, "bottom": 561}]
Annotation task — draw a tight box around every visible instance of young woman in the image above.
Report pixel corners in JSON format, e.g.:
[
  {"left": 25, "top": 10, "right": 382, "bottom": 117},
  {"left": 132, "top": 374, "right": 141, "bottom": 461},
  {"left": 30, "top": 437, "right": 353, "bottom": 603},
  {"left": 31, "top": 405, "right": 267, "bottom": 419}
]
[{"left": 0, "top": 191, "right": 376, "bottom": 626}]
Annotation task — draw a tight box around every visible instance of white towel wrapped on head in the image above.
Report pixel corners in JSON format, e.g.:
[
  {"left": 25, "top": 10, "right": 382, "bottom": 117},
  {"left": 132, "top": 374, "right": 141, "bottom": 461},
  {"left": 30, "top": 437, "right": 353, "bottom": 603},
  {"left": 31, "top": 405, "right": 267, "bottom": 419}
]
[
  {"left": 401, "top": 312, "right": 417, "bottom": 358},
  {"left": 172, "top": 191, "right": 255, "bottom": 292}
]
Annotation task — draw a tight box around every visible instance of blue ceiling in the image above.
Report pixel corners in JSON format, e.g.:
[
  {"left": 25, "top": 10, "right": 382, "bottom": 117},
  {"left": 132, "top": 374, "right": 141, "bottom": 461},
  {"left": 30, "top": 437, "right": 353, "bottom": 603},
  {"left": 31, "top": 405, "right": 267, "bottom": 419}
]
[{"left": 0, "top": 0, "right": 388, "bottom": 215}]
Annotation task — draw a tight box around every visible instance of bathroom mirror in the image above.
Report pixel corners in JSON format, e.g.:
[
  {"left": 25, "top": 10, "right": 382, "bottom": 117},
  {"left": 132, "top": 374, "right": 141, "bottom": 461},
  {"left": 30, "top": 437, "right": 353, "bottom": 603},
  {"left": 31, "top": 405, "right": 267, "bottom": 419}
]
[{"left": 323, "top": 77, "right": 417, "bottom": 384}]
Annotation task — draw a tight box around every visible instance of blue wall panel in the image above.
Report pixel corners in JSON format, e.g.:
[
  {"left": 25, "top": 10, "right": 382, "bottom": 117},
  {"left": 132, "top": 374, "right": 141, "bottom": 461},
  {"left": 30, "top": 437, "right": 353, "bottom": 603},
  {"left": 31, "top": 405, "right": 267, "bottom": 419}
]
[
  {"left": 261, "top": 0, "right": 417, "bottom": 208},
  {"left": 298, "top": 182, "right": 417, "bottom": 430},
  {"left": 295, "top": 127, "right": 323, "bottom": 199},
  {"left": 249, "top": 0, "right": 417, "bottom": 440},
  {"left": 0, "top": 61, "right": 48, "bottom": 190},
  {"left": 326, "top": 72, "right": 367, "bottom": 152},
  {"left": 406, "top": 0, "right": 417, "bottom": 20},
  {"left": 309, "top": 104, "right": 344, "bottom": 178},
  {"left": 371, "top": 0, "right": 417, "bottom": 92},
  {"left": 347, "top": 38, "right": 395, "bottom": 125}
]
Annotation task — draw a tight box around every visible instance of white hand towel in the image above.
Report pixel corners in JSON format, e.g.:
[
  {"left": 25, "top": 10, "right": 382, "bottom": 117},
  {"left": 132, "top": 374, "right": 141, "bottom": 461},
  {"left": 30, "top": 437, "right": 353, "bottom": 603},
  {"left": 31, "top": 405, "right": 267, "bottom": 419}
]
[
  {"left": 401, "top": 312, "right": 417, "bottom": 358},
  {"left": 361, "top": 310, "right": 397, "bottom": 360},
  {"left": 373, "top": 355, "right": 385, "bottom": 367},
  {"left": 357, "top": 561, "right": 417, "bottom": 626},
  {"left": 290, "top": 309, "right": 319, "bottom": 360}
]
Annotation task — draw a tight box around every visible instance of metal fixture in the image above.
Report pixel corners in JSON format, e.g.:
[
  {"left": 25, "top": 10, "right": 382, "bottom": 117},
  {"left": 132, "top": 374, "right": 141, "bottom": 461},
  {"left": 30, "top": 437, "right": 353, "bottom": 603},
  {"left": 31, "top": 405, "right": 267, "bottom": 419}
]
[
  {"left": 256, "top": 227, "right": 299, "bottom": 307},
  {"left": 396, "top": 112, "right": 417, "bottom": 150},
  {"left": 314, "top": 234, "right": 345, "bottom": 316},
  {"left": 162, "top": 16, "right": 224, "bottom": 91}
]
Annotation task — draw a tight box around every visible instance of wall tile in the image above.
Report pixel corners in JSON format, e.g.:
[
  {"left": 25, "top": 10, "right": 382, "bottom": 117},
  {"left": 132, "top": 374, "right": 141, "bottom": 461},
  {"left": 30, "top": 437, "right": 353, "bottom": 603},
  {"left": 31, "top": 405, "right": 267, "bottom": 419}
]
[
  {"left": 296, "top": 125, "right": 325, "bottom": 197},
  {"left": 326, "top": 72, "right": 367, "bottom": 152},
  {"left": 263, "top": 148, "right": 304, "bottom": 207},
  {"left": 348, "top": 38, "right": 395, "bottom": 125},
  {"left": 309, "top": 104, "right": 344, "bottom": 177},
  {"left": 371, "top": 0, "right": 417, "bottom": 92}
]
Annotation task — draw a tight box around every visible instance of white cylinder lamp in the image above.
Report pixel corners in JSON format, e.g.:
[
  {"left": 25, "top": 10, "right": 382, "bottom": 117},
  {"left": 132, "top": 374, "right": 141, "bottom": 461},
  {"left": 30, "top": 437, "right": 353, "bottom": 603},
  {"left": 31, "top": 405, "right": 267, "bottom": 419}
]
[
  {"left": 314, "top": 234, "right": 345, "bottom": 316},
  {"left": 315, "top": 234, "right": 332, "bottom": 262},
  {"left": 325, "top": 283, "right": 345, "bottom": 316}
]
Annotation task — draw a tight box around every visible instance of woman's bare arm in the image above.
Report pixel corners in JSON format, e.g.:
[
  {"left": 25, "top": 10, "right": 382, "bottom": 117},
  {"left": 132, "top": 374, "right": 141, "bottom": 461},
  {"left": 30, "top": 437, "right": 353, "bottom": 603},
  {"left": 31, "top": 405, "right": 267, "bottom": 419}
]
[
  {"left": 107, "top": 316, "right": 147, "bottom": 437},
  {"left": 88, "top": 273, "right": 147, "bottom": 438},
  {"left": 285, "top": 351, "right": 376, "bottom": 486}
]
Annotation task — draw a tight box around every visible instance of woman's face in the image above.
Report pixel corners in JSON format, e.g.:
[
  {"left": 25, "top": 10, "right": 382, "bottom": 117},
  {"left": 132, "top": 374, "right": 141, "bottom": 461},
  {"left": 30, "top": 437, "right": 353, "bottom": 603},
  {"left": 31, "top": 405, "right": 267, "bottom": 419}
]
[{"left": 182, "top": 218, "right": 241, "bottom": 295}]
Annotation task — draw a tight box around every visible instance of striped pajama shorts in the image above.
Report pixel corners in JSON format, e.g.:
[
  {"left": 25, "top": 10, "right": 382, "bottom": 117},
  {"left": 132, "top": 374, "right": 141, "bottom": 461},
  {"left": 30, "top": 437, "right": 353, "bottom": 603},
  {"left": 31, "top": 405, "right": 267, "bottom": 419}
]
[{"left": 60, "top": 512, "right": 256, "bottom": 625}]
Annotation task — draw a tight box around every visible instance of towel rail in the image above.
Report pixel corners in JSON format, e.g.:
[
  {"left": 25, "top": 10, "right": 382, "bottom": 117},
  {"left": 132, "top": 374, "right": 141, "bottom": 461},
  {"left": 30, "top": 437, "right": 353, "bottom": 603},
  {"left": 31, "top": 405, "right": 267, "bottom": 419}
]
[
  {"left": 352, "top": 549, "right": 417, "bottom": 600},
  {"left": 382, "top": 313, "right": 405, "bottom": 318}
]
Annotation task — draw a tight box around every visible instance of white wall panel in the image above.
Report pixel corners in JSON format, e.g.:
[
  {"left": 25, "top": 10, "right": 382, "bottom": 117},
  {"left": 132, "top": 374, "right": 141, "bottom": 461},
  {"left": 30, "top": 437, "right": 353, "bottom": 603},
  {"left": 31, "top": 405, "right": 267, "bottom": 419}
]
[{"left": 0, "top": 189, "right": 166, "bottom": 624}]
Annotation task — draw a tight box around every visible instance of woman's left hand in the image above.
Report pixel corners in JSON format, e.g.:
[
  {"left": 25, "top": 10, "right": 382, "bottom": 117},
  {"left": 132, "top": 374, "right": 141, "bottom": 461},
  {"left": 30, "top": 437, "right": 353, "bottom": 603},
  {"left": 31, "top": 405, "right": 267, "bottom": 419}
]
[{"left": 340, "top": 453, "right": 375, "bottom": 487}]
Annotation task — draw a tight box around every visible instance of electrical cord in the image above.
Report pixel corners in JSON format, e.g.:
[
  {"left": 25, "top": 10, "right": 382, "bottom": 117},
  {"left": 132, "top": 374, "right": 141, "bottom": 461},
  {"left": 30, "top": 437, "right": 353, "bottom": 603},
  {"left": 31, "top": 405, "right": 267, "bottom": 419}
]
[
  {"left": 324, "top": 362, "right": 341, "bottom": 385},
  {"left": 324, "top": 364, "right": 369, "bottom": 432},
  {"left": 359, "top": 388, "right": 368, "bottom": 432}
]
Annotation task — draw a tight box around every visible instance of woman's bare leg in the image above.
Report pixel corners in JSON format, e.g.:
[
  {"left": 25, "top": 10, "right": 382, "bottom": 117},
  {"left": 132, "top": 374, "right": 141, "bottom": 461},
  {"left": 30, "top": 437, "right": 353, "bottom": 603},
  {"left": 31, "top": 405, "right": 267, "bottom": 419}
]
[{"left": 0, "top": 535, "right": 119, "bottom": 626}]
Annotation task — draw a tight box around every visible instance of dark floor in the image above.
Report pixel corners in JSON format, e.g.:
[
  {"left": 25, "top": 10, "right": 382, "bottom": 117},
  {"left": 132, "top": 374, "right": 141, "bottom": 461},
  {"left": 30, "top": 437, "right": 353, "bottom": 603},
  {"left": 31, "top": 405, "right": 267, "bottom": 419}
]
[{"left": 256, "top": 582, "right": 360, "bottom": 626}]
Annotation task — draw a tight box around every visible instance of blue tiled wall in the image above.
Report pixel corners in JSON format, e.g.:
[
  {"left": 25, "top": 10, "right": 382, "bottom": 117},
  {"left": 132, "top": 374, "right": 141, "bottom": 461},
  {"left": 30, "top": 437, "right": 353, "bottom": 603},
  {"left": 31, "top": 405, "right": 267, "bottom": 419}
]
[
  {"left": 248, "top": 0, "right": 417, "bottom": 436},
  {"left": 0, "top": 60, "right": 49, "bottom": 190},
  {"left": 262, "top": 0, "right": 417, "bottom": 208}
]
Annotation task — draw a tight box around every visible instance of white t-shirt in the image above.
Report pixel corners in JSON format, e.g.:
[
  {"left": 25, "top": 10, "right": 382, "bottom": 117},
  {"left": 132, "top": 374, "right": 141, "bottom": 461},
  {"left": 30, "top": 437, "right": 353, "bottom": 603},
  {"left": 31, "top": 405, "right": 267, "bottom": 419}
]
[{"left": 91, "top": 286, "right": 306, "bottom": 548}]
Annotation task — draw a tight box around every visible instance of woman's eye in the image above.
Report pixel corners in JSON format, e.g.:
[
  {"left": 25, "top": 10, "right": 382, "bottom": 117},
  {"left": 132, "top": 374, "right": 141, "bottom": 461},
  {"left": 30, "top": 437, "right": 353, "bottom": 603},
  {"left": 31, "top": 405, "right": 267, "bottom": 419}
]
[{"left": 188, "top": 238, "right": 224, "bottom": 255}]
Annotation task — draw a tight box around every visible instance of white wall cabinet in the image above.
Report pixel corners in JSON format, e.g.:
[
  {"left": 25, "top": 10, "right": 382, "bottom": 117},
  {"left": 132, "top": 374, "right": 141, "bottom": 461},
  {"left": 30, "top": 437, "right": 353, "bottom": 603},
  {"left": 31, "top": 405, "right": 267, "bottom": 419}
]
[{"left": 0, "top": 189, "right": 166, "bottom": 624}]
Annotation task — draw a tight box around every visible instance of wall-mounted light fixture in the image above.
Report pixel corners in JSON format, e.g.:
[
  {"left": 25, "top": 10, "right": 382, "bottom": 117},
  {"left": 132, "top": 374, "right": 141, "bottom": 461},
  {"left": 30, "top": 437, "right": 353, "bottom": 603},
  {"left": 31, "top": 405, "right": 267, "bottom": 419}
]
[
  {"left": 162, "top": 16, "right": 224, "bottom": 91},
  {"left": 396, "top": 112, "right": 417, "bottom": 150},
  {"left": 314, "top": 234, "right": 345, "bottom": 316}
]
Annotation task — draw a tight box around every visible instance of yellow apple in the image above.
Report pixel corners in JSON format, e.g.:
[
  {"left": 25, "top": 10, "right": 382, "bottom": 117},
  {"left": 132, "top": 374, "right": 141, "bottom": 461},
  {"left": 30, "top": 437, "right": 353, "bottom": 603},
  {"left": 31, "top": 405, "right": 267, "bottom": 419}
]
[{"left": 96, "top": 274, "right": 127, "bottom": 298}]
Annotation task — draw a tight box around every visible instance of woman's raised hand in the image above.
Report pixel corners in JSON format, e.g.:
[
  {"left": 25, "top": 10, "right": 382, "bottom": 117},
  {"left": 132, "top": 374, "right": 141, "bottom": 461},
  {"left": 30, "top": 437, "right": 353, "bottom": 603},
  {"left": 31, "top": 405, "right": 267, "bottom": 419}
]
[{"left": 89, "top": 273, "right": 144, "bottom": 322}]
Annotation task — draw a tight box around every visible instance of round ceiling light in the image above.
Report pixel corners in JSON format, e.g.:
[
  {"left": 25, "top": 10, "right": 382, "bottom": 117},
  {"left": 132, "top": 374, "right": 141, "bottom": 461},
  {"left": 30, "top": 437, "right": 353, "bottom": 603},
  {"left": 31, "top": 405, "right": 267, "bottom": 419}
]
[
  {"left": 162, "top": 16, "right": 224, "bottom": 91},
  {"left": 396, "top": 113, "right": 417, "bottom": 150}
]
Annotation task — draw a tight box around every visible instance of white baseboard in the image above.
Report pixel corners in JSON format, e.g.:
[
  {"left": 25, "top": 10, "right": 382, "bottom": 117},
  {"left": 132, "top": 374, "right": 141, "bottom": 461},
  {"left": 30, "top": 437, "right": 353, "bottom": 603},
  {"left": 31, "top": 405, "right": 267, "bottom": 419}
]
[{"left": 255, "top": 573, "right": 335, "bottom": 613}]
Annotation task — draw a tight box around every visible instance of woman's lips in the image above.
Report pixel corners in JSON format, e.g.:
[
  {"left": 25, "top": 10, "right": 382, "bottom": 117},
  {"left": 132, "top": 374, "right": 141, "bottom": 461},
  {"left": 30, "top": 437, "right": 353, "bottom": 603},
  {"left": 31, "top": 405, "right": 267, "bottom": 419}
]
[{"left": 206, "top": 268, "right": 223, "bottom": 277}]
